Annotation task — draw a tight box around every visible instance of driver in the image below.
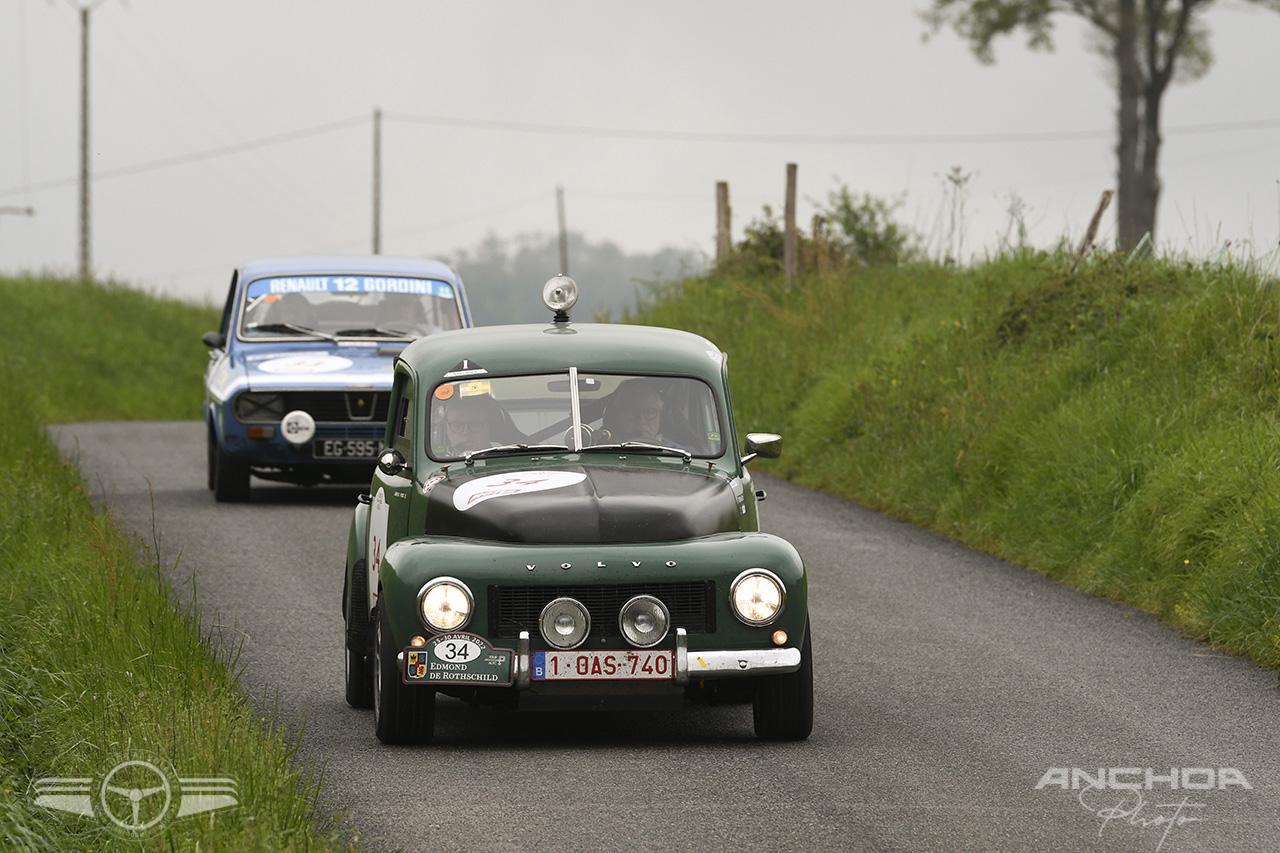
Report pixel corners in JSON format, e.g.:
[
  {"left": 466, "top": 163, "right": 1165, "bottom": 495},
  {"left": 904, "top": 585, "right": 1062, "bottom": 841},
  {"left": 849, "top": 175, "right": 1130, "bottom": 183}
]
[
  {"left": 605, "top": 379, "right": 673, "bottom": 445},
  {"left": 439, "top": 391, "right": 504, "bottom": 456}
]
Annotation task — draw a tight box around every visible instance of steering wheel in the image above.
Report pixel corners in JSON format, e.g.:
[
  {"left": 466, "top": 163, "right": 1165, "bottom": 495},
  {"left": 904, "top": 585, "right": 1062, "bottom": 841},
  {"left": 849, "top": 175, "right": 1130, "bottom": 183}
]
[{"left": 562, "top": 423, "right": 596, "bottom": 448}]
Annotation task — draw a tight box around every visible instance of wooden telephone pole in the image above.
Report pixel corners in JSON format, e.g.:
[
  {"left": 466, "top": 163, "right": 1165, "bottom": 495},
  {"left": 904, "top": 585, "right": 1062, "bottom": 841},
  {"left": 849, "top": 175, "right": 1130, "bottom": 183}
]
[
  {"left": 557, "top": 186, "right": 569, "bottom": 275},
  {"left": 78, "top": 4, "right": 92, "bottom": 279},
  {"left": 372, "top": 107, "right": 382, "bottom": 254},
  {"left": 69, "top": 0, "right": 108, "bottom": 280}
]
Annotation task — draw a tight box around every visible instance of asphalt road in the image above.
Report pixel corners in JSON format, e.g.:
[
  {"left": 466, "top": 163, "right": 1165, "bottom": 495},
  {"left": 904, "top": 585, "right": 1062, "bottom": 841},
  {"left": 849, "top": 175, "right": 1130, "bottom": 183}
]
[{"left": 53, "top": 421, "right": 1280, "bottom": 852}]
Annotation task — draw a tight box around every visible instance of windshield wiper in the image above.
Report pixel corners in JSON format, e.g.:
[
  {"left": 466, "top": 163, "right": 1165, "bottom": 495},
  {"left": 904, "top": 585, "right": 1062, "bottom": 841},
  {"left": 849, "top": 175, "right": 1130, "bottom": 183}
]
[
  {"left": 333, "top": 326, "right": 413, "bottom": 338},
  {"left": 463, "top": 443, "right": 570, "bottom": 464},
  {"left": 246, "top": 322, "right": 339, "bottom": 342},
  {"left": 581, "top": 442, "right": 692, "bottom": 462}
]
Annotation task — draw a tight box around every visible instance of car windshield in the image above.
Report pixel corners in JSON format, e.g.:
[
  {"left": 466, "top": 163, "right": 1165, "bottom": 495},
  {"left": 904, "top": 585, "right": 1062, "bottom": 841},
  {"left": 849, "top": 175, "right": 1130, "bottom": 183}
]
[
  {"left": 428, "top": 372, "right": 724, "bottom": 461},
  {"left": 239, "top": 274, "right": 463, "bottom": 340}
]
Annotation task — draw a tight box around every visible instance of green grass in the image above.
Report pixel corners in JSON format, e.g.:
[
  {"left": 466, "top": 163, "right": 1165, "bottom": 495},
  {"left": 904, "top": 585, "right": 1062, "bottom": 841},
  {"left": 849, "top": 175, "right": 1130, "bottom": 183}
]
[
  {"left": 8, "top": 252, "right": 1280, "bottom": 844},
  {"left": 634, "top": 248, "right": 1280, "bottom": 669},
  {"left": 0, "top": 275, "right": 346, "bottom": 850}
]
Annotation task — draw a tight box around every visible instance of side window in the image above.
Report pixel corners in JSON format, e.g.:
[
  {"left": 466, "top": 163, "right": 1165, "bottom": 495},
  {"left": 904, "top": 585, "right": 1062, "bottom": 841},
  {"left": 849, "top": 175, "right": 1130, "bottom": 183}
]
[
  {"left": 218, "top": 272, "right": 237, "bottom": 338},
  {"left": 396, "top": 394, "right": 412, "bottom": 445},
  {"left": 390, "top": 373, "right": 414, "bottom": 456},
  {"left": 391, "top": 379, "right": 412, "bottom": 455}
]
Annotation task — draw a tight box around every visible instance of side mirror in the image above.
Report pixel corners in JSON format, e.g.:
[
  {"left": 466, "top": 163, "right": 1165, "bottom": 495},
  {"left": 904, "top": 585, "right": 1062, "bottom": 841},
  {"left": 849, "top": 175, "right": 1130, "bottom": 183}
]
[
  {"left": 202, "top": 331, "right": 226, "bottom": 349},
  {"left": 741, "top": 432, "right": 782, "bottom": 466},
  {"left": 377, "top": 448, "right": 411, "bottom": 477}
]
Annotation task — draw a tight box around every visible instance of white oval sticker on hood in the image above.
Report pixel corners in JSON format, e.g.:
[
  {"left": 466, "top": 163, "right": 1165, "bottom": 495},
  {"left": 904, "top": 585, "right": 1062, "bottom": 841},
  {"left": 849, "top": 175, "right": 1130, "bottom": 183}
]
[
  {"left": 453, "top": 471, "right": 587, "bottom": 511},
  {"left": 258, "top": 355, "right": 354, "bottom": 374}
]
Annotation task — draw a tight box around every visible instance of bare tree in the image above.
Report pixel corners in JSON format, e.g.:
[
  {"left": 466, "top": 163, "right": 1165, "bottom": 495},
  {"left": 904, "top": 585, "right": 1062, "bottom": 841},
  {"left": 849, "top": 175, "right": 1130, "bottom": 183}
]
[{"left": 922, "top": 0, "right": 1280, "bottom": 251}]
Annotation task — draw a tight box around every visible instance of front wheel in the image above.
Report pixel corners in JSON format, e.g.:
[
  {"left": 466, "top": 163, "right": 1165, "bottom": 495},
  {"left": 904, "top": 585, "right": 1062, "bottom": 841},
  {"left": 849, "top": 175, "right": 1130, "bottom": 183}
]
[
  {"left": 373, "top": 604, "right": 435, "bottom": 744},
  {"left": 206, "top": 425, "right": 216, "bottom": 490},
  {"left": 344, "top": 559, "right": 373, "bottom": 708},
  {"left": 212, "top": 441, "right": 251, "bottom": 503},
  {"left": 753, "top": 619, "right": 813, "bottom": 741}
]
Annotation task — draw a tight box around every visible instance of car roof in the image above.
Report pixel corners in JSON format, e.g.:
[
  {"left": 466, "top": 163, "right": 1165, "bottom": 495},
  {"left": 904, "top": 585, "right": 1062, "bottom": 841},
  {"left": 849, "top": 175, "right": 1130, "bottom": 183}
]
[
  {"left": 237, "top": 254, "right": 462, "bottom": 282},
  {"left": 400, "top": 322, "right": 727, "bottom": 384}
]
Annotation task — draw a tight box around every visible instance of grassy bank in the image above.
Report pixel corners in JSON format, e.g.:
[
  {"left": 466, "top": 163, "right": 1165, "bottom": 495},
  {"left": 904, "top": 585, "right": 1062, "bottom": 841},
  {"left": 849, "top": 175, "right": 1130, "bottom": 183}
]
[
  {"left": 636, "top": 248, "right": 1280, "bottom": 669},
  {"left": 0, "top": 275, "right": 343, "bottom": 850}
]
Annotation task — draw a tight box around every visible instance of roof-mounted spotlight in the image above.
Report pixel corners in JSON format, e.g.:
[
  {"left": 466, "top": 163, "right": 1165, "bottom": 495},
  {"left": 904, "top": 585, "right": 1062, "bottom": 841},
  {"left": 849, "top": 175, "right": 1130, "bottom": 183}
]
[{"left": 542, "top": 274, "right": 579, "bottom": 324}]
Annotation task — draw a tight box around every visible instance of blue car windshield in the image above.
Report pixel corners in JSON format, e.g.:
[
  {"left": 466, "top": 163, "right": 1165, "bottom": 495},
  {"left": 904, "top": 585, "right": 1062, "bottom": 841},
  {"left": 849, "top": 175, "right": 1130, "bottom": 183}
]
[
  {"left": 240, "top": 275, "right": 463, "bottom": 340},
  {"left": 427, "top": 372, "right": 725, "bottom": 461}
]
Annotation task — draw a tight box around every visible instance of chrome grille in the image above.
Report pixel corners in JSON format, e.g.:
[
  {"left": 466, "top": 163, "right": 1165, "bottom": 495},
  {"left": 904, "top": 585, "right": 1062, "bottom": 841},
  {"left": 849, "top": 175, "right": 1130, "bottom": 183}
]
[{"left": 489, "top": 581, "right": 714, "bottom": 639}]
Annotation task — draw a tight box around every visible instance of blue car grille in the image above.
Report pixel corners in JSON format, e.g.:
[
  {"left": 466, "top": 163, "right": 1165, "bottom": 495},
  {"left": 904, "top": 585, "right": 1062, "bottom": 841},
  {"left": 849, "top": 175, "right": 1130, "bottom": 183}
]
[
  {"left": 314, "top": 424, "right": 384, "bottom": 439},
  {"left": 489, "top": 581, "right": 715, "bottom": 639},
  {"left": 234, "top": 391, "right": 389, "bottom": 424}
]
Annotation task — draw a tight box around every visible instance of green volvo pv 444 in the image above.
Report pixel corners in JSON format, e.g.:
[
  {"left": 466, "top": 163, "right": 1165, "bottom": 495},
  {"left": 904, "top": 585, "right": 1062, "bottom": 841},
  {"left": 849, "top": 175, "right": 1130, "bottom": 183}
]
[{"left": 342, "top": 276, "right": 812, "bottom": 743}]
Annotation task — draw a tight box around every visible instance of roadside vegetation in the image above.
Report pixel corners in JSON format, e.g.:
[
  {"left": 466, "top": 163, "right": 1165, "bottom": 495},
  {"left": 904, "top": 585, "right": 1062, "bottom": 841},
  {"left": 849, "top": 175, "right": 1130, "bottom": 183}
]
[
  {"left": 635, "top": 217, "right": 1280, "bottom": 671},
  {"left": 5, "top": 196, "right": 1280, "bottom": 844},
  {"left": 0, "top": 275, "right": 344, "bottom": 850}
]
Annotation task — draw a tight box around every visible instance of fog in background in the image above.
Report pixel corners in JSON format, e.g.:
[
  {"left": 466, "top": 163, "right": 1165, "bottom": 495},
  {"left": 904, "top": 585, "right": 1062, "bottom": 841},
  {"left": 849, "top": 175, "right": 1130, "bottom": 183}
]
[{"left": 2, "top": 0, "right": 1279, "bottom": 317}]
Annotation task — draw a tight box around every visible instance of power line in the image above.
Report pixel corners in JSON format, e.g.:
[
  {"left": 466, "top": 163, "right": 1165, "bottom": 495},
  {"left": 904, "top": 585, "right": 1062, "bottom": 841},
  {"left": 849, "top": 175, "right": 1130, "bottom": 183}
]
[
  {"left": 384, "top": 111, "right": 1280, "bottom": 145},
  {"left": 0, "top": 115, "right": 368, "bottom": 199},
  {"left": 5, "top": 111, "right": 1279, "bottom": 201}
]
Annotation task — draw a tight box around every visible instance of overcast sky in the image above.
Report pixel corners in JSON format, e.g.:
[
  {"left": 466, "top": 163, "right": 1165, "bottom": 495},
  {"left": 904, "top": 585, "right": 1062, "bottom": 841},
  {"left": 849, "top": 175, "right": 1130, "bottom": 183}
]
[{"left": 2, "top": 0, "right": 1279, "bottom": 306}]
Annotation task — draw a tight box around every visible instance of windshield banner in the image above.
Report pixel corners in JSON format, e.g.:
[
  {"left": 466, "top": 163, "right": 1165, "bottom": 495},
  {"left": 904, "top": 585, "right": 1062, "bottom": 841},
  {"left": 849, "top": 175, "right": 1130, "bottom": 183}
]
[{"left": 246, "top": 276, "right": 456, "bottom": 299}]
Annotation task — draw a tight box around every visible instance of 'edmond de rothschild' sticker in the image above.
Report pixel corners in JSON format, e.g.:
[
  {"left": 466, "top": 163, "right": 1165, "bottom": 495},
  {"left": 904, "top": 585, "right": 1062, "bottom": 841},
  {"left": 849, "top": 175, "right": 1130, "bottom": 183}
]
[
  {"left": 258, "top": 355, "right": 353, "bottom": 374},
  {"left": 453, "top": 471, "right": 587, "bottom": 511}
]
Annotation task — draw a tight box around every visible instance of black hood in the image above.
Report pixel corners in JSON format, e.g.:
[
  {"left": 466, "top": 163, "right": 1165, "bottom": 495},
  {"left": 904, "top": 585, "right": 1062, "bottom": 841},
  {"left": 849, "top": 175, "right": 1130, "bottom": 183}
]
[{"left": 424, "top": 465, "right": 740, "bottom": 544}]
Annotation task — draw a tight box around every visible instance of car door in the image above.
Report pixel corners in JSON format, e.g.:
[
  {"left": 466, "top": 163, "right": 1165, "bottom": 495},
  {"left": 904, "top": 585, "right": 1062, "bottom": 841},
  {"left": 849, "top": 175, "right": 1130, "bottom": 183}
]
[{"left": 367, "top": 368, "right": 416, "bottom": 601}]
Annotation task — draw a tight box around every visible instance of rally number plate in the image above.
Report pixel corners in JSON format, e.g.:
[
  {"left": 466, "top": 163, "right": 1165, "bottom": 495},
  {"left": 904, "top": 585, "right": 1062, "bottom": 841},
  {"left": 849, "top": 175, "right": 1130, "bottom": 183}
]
[
  {"left": 532, "top": 649, "right": 674, "bottom": 681},
  {"left": 313, "top": 438, "right": 382, "bottom": 459}
]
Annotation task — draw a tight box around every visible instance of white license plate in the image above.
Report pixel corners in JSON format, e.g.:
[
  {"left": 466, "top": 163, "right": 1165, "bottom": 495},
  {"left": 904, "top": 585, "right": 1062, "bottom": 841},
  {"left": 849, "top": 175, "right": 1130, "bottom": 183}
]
[
  {"left": 314, "top": 438, "right": 382, "bottom": 459},
  {"left": 532, "top": 650, "right": 674, "bottom": 681}
]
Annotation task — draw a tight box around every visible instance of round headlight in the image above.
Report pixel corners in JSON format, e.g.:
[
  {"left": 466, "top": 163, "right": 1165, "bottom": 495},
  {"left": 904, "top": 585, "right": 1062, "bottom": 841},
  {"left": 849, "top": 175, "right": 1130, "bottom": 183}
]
[
  {"left": 539, "top": 597, "right": 590, "bottom": 650},
  {"left": 418, "top": 578, "right": 473, "bottom": 632},
  {"left": 730, "top": 569, "right": 786, "bottom": 626},
  {"left": 618, "top": 595, "right": 670, "bottom": 648}
]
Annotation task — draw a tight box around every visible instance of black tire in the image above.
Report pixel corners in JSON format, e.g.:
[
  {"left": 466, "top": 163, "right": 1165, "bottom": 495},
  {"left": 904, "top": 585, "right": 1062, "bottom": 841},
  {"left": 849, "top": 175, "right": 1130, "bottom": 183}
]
[
  {"left": 212, "top": 442, "right": 251, "bottom": 503},
  {"left": 753, "top": 619, "right": 813, "bottom": 741},
  {"left": 344, "top": 559, "right": 373, "bottom": 708},
  {"left": 206, "top": 425, "right": 216, "bottom": 491},
  {"left": 373, "top": 603, "right": 435, "bottom": 744}
]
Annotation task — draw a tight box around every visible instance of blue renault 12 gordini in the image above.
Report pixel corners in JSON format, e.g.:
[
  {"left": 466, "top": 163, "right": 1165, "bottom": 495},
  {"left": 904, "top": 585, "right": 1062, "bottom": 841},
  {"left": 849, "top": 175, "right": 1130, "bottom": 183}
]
[{"left": 202, "top": 255, "right": 472, "bottom": 502}]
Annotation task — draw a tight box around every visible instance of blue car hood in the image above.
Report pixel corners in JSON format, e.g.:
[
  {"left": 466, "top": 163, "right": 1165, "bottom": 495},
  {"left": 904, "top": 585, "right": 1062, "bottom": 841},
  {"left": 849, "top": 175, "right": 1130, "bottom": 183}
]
[{"left": 236, "top": 343, "right": 403, "bottom": 391}]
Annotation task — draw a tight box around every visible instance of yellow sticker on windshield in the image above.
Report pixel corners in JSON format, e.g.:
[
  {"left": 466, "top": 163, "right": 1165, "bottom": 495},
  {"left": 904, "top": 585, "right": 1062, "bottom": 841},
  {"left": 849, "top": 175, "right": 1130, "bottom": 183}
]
[{"left": 459, "top": 380, "right": 492, "bottom": 397}]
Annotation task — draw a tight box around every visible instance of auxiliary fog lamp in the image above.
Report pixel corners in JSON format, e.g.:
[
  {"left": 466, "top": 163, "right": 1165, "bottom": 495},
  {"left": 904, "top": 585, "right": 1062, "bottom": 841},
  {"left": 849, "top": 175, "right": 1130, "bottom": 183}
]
[
  {"left": 618, "top": 595, "right": 671, "bottom": 648},
  {"left": 539, "top": 597, "right": 591, "bottom": 649}
]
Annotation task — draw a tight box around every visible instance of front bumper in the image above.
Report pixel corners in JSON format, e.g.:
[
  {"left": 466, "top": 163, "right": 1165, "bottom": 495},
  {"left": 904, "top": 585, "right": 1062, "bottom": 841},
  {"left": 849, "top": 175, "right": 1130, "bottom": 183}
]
[{"left": 400, "top": 628, "right": 802, "bottom": 689}]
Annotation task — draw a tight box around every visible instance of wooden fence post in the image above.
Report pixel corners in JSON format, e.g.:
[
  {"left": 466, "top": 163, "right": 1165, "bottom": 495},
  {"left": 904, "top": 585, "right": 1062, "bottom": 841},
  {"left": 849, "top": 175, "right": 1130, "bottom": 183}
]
[
  {"left": 1071, "top": 189, "right": 1114, "bottom": 274},
  {"left": 716, "top": 181, "right": 731, "bottom": 265}
]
